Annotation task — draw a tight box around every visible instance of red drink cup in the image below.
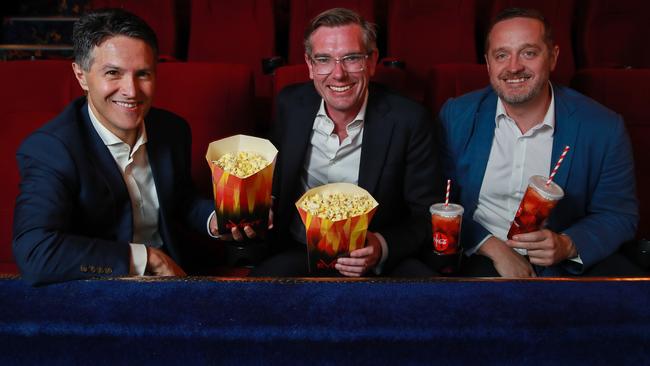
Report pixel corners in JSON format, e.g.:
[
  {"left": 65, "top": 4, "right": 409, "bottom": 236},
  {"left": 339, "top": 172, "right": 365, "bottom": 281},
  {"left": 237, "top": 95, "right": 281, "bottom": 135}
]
[
  {"left": 430, "top": 203, "right": 464, "bottom": 255},
  {"left": 507, "top": 175, "right": 564, "bottom": 239}
]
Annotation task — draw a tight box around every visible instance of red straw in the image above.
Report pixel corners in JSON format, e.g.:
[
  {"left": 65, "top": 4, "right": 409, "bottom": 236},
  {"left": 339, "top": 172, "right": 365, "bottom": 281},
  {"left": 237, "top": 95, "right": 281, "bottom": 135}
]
[
  {"left": 445, "top": 179, "right": 451, "bottom": 206},
  {"left": 547, "top": 146, "right": 570, "bottom": 185}
]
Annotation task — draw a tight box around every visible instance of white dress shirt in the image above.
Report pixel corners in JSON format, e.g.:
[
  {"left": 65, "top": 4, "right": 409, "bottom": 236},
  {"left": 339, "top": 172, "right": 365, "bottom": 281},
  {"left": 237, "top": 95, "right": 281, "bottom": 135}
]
[
  {"left": 88, "top": 106, "right": 159, "bottom": 275},
  {"left": 289, "top": 95, "right": 389, "bottom": 270},
  {"left": 471, "top": 88, "right": 555, "bottom": 256}
]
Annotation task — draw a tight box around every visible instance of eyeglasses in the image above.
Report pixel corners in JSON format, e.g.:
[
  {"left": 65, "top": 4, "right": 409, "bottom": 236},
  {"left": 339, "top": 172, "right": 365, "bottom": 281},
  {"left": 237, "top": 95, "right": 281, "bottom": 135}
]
[{"left": 309, "top": 53, "right": 369, "bottom": 75}]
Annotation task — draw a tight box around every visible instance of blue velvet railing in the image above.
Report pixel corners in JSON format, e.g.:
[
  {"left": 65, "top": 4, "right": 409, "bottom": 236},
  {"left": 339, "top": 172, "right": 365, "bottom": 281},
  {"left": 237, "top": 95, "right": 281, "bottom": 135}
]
[{"left": 1, "top": 276, "right": 649, "bottom": 364}]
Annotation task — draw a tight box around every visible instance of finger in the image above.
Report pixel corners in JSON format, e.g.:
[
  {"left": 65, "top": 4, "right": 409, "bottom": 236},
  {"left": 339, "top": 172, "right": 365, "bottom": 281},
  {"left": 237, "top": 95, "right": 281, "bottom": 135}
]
[
  {"left": 231, "top": 227, "right": 244, "bottom": 241},
  {"left": 337, "top": 257, "right": 366, "bottom": 266},
  {"left": 349, "top": 246, "right": 373, "bottom": 258},
  {"left": 335, "top": 263, "right": 365, "bottom": 275},
  {"left": 506, "top": 239, "right": 547, "bottom": 251},
  {"left": 268, "top": 210, "right": 274, "bottom": 229},
  {"left": 243, "top": 225, "right": 256, "bottom": 239},
  {"left": 338, "top": 270, "right": 362, "bottom": 277},
  {"left": 511, "top": 230, "right": 547, "bottom": 242}
]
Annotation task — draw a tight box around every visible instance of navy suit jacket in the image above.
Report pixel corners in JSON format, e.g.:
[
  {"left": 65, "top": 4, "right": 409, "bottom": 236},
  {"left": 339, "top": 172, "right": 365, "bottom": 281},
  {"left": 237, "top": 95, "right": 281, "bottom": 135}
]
[
  {"left": 13, "top": 97, "right": 214, "bottom": 285},
  {"left": 439, "top": 85, "right": 638, "bottom": 274},
  {"left": 271, "top": 82, "right": 443, "bottom": 271}
]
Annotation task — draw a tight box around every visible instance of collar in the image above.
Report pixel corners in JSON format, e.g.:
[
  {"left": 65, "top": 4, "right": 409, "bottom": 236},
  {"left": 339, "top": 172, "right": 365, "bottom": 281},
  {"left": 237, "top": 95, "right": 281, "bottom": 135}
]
[{"left": 315, "top": 92, "right": 369, "bottom": 133}]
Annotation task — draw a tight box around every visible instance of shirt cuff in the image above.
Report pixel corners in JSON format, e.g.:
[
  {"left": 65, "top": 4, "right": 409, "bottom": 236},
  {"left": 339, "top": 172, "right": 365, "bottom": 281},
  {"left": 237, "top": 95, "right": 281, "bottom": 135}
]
[
  {"left": 129, "top": 243, "right": 147, "bottom": 276},
  {"left": 373, "top": 232, "right": 389, "bottom": 275},
  {"left": 207, "top": 211, "right": 221, "bottom": 239}
]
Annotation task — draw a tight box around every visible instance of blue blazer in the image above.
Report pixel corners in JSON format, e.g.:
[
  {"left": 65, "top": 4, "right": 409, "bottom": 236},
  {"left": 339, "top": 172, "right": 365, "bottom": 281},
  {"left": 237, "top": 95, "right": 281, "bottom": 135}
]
[
  {"left": 439, "top": 85, "right": 638, "bottom": 274},
  {"left": 271, "top": 82, "right": 443, "bottom": 270},
  {"left": 13, "top": 97, "right": 214, "bottom": 285}
]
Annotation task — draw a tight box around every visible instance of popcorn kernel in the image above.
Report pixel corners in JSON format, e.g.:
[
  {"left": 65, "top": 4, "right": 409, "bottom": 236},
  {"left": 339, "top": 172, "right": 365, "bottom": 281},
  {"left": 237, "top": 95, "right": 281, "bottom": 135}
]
[{"left": 214, "top": 151, "right": 269, "bottom": 178}]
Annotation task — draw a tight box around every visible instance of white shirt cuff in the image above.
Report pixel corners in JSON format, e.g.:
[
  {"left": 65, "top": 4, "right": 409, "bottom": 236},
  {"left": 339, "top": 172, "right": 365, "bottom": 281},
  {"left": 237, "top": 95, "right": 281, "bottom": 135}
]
[
  {"left": 373, "top": 232, "right": 389, "bottom": 275},
  {"left": 207, "top": 211, "right": 221, "bottom": 238},
  {"left": 466, "top": 234, "right": 492, "bottom": 256},
  {"left": 129, "top": 243, "right": 147, "bottom": 276}
]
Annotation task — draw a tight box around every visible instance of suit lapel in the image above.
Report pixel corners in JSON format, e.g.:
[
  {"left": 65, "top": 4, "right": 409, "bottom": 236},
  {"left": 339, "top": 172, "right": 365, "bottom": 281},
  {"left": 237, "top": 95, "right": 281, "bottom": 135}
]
[
  {"left": 550, "top": 86, "right": 578, "bottom": 189},
  {"left": 282, "top": 87, "right": 320, "bottom": 186},
  {"left": 466, "top": 92, "right": 498, "bottom": 206},
  {"left": 80, "top": 102, "right": 133, "bottom": 242},
  {"left": 358, "top": 87, "right": 394, "bottom": 195}
]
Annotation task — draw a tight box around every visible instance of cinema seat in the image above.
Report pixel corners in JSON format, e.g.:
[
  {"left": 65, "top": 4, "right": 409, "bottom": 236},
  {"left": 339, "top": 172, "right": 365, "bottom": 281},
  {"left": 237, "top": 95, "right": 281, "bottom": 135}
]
[
  {"left": 577, "top": 0, "right": 650, "bottom": 68},
  {"left": 385, "top": 0, "right": 477, "bottom": 101},
  {"left": 0, "top": 61, "right": 81, "bottom": 274},
  {"left": 155, "top": 62, "right": 256, "bottom": 197},
  {"left": 572, "top": 68, "right": 650, "bottom": 239},
  {"left": 187, "top": 0, "right": 277, "bottom": 99},
  {"left": 486, "top": 0, "right": 576, "bottom": 85},
  {"left": 286, "top": 0, "right": 377, "bottom": 65},
  {"left": 426, "top": 63, "right": 489, "bottom": 115}
]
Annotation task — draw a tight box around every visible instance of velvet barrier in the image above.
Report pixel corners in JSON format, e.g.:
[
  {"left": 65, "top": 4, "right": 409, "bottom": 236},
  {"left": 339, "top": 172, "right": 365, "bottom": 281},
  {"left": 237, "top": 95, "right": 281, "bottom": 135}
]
[{"left": 1, "top": 275, "right": 649, "bottom": 365}]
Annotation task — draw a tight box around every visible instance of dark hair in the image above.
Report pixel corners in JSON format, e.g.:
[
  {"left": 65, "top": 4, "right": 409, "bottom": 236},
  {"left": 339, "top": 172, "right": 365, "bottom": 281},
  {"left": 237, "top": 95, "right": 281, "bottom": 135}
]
[
  {"left": 73, "top": 8, "right": 158, "bottom": 71},
  {"left": 304, "top": 7, "right": 377, "bottom": 56},
  {"left": 485, "top": 7, "right": 554, "bottom": 52}
]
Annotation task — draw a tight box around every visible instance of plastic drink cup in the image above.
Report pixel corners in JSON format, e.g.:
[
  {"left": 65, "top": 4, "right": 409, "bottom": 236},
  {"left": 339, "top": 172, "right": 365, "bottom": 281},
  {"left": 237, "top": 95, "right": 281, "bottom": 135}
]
[
  {"left": 430, "top": 203, "right": 464, "bottom": 255},
  {"left": 507, "top": 175, "right": 564, "bottom": 239}
]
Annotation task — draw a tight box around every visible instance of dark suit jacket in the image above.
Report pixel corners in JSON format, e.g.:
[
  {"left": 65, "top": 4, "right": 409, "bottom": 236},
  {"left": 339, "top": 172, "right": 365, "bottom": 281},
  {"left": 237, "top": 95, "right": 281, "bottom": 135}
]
[
  {"left": 13, "top": 97, "right": 214, "bottom": 285},
  {"left": 271, "top": 82, "right": 443, "bottom": 271},
  {"left": 439, "top": 85, "right": 638, "bottom": 274}
]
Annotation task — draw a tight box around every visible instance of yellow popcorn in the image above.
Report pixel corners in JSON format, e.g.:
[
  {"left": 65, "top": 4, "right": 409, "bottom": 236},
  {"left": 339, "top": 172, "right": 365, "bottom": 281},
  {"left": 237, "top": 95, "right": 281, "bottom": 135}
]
[
  {"left": 214, "top": 151, "right": 269, "bottom": 178},
  {"left": 299, "top": 192, "right": 374, "bottom": 221}
]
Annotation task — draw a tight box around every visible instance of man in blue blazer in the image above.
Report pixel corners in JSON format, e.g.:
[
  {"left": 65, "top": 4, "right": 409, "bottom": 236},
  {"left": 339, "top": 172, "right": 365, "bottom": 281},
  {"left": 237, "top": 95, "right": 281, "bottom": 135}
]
[
  {"left": 439, "top": 8, "right": 639, "bottom": 277},
  {"left": 13, "top": 9, "right": 216, "bottom": 285},
  {"left": 246, "top": 8, "right": 442, "bottom": 277}
]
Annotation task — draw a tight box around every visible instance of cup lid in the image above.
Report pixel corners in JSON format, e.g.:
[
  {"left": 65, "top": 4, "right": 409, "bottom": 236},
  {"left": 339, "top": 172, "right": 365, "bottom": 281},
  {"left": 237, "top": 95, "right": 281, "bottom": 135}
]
[
  {"left": 430, "top": 203, "right": 464, "bottom": 217},
  {"left": 529, "top": 175, "right": 564, "bottom": 200}
]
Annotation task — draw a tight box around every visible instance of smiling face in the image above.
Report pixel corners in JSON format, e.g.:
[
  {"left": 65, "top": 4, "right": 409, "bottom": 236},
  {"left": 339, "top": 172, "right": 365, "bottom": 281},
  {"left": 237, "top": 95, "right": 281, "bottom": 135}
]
[
  {"left": 485, "top": 17, "right": 558, "bottom": 107},
  {"left": 305, "top": 24, "right": 377, "bottom": 124},
  {"left": 72, "top": 35, "right": 156, "bottom": 146}
]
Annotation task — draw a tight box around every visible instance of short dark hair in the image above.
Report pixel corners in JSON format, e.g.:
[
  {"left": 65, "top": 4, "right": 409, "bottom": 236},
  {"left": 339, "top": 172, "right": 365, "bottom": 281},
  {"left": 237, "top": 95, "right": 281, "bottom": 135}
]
[
  {"left": 304, "top": 7, "right": 377, "bottom": 56},
  {"left": 485, "top": 7, "right": 554, "bottom": 52},
  {"left": 73, "top": 8, "right": 158, "bottom": 71}
]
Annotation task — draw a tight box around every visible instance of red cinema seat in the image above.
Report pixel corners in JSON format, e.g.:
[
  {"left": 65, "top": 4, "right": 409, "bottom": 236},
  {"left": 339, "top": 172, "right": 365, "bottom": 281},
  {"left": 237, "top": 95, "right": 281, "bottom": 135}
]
[
  {"left": 577, "top": 0, "right": 650, "bottom": 69},
  {"left": 0, "top": 61, "right": 81, "bottom": 274},
  {"left": 572, "top": 68, "right": 650, "bottom": 238},
  {"left": 426, "top": 63, "right": 489, "bottom": 115},
  {"left": 486, "top": 0, "right": 576, "bottom": 85},
  {"left": 287, "top": 0, "right": 376, "bottom": 65},
  {"left": 385, "top": 0, "right": 478, "bottom": 101},
  {"left": 154, "top": 62, "right": 255, "bottom": 197},
  {"left": 88, "top": 0, "right": 180, "bottom": 60},
  {"left": 187, "top": 0, "right": 276, "bottom": 99}
]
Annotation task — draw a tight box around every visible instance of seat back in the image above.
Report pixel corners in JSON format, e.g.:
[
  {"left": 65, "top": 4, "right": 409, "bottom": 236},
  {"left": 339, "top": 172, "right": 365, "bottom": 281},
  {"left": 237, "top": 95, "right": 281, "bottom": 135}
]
[
  {"left": 572, "top": 68, "right": 650, "bottom": 238},
  {"left": 577, "top": 0, "right": 650, "bottom": 68},
  {"left": 155, "top": 62, "right": 256, "bottom": 197},
  {"left": 426, "top": 63, "right": 489, "bottom": 115},
  {"left": 187, "top": 0, "right": 276, "bottom": 98}
]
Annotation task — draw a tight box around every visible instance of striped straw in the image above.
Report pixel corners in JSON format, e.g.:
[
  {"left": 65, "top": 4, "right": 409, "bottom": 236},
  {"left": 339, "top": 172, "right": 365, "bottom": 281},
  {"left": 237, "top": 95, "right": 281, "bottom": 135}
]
[
  {"left": 547, "top": 146, "right": 570, "bottom": 185},
  {"left": 445, "top": 179, "right": 451, "bottom": 207}
]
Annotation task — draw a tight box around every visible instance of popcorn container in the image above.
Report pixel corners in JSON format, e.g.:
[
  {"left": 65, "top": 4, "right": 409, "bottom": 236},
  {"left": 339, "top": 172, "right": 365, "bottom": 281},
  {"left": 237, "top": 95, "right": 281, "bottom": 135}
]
[
  {"left": 295, "top": 183, "right": 378, "bottom": 274},
  {"left": 206, "top": 135, "right": 278, "bottom": 237}
]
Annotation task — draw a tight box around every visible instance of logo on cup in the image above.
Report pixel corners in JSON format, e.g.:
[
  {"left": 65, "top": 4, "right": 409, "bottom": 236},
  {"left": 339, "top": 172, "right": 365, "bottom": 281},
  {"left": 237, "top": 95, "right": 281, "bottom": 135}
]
[{"left": 434, "top": 232, "right": 449, "bottom": 251}]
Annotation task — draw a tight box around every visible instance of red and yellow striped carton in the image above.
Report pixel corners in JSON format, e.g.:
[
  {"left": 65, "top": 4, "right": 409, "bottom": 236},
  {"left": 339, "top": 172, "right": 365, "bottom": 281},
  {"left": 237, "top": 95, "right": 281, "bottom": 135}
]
[
  {"left": 295, "top": 183, "right": 378, "bottom": 274},
  {"left": 206, "top": 135, "right": 278, "bottom": 236}
]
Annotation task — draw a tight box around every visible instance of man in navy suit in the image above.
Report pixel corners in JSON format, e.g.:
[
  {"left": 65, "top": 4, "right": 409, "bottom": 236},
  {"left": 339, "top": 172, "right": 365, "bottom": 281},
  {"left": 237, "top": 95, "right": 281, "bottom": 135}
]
[
  {"left": 245, "top": 8, "right": 442, "bottom": 277},
  {"left": 12, "top": 9, "right": 217, "bottom": 285},
  {"left": 440, "top": 8, "right": 640, "bottom": 277}
]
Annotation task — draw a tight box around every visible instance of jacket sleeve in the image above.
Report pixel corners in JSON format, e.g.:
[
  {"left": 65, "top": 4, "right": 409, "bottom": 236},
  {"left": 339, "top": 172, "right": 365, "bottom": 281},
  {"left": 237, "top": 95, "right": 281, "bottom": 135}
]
[
  {"left": 13, "top": 132, "right": 131, "bottom": 286},
  {"left": 562, "top": 116, "right": 638, "bottom": 273}
]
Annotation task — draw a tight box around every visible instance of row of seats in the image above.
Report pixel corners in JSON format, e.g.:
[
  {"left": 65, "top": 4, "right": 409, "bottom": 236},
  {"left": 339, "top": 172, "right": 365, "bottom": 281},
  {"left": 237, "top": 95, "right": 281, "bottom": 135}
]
[
  {"left": 84, "top": 0, "right": 650, "bottom": 101},
  {"left": 1, "top": 61, "right": 647, "bottom": 273}
]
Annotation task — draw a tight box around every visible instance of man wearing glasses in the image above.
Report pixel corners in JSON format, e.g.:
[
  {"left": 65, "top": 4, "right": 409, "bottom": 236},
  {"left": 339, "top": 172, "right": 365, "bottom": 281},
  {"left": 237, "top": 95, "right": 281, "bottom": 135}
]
[{"left": 249, "top": 8, "right": 442, "bottom": 277}]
